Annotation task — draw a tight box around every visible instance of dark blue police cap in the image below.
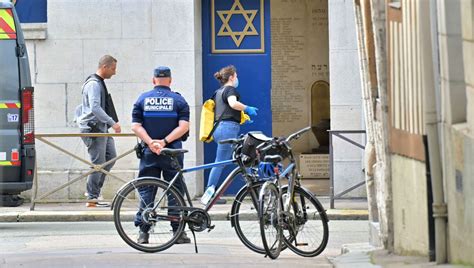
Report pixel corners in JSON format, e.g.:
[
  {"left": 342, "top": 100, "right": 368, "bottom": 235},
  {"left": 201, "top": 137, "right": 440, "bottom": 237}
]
[{"left": 154, "top": 66, "right": 171, "bottom": 78}]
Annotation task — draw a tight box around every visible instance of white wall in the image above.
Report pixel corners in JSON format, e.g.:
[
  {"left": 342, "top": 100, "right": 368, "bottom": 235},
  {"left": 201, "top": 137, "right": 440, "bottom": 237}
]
[{"left": 22, "top": 0, "right": 203, "bottom": 200}]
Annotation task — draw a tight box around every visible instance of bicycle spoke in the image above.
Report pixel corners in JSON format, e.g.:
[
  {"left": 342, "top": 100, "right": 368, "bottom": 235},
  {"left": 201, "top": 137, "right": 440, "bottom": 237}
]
[
  {"left": 282, "top": 186, "right": 329, "bottom": 257},
  {"left": 259, "top": 183, "right": 282, "bottom": 259},
  {"left": 231, "top": 181, "right": 268, "bottom": 255},
  {"left": 113, "top": 178, "right": 186, "bottom": 253}
]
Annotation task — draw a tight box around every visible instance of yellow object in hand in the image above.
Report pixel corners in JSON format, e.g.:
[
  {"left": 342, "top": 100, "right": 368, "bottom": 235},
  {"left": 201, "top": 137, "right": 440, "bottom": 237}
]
[{"left": 240, "top": 111, "right": 251, "bottom": 124}]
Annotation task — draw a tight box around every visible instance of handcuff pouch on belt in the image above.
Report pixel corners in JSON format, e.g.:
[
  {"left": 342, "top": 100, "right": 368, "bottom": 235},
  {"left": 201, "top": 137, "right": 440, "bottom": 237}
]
[
  {"left": 135, "top": 141, "right": 145, "bottom": 159},
  {"left": 87, "top": 121, "right": 101, "bottom": 133}
]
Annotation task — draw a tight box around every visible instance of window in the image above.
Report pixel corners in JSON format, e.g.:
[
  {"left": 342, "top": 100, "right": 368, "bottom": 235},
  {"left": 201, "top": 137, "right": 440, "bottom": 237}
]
[{"left": 15, "top": 0, "right": 47, "bottom": 23}]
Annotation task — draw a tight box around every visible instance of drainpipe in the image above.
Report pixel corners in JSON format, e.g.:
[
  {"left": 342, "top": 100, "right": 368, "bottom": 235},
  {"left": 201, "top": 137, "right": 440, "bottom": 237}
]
[
  {"left": 422, "top": 135, "right": 436, "bottom": 261},
  {"left": 427, "top": 0, "right": 448, "bottom": 264}
]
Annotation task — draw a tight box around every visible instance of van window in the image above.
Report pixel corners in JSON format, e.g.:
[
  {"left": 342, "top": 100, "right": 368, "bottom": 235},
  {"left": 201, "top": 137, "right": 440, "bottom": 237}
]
[{"left": 0, "top": 39, "right": 19, "bottom": 101}]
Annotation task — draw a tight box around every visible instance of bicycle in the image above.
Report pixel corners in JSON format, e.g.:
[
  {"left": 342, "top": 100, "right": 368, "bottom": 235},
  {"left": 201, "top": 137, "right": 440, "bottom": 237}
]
[
  {"left": 111, "top": 132, "right": 274, "bottom": 254},
  {"left": 257, "top": 127, "right": 329, "bottom": 259}
]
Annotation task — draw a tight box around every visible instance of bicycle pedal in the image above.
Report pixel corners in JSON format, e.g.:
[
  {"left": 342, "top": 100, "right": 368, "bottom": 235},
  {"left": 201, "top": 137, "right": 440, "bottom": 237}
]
[
  {"left": 295, "top": 242, "right": 309, "bottom": 246},
  {"left": 207, "top": 225, "right": 215, "bottom": 232}
]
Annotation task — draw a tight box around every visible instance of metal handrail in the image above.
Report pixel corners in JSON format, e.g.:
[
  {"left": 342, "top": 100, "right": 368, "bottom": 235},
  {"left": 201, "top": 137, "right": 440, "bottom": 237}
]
[
  {"left": 328, "top": 130, "right": 367, "bottom": 209},
  {"left": 30, "top": 133, "right": 136, "bottom": 210}
]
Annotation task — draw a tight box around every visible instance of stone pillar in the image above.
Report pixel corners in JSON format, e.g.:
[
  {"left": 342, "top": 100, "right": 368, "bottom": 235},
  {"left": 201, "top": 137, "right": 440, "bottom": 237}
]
[
  {"left": 328, "top": 0, "right": 365, "bottom": 197},
  {"left": 151, "top": 0, "right": 204, "bottom": 197}
]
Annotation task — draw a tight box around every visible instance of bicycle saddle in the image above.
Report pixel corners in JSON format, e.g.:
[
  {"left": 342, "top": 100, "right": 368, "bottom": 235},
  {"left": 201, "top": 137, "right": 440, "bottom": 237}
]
[
  {"left": 247, "top": 131, "right": 273, "bottom": 142},
  {"left": 160, "top": 148, "right": 188, "bottom": 157}
]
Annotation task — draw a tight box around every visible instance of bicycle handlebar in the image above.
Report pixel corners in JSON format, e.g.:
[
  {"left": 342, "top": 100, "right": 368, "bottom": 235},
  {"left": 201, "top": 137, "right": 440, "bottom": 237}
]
[
  {"left": 257, "top": 126, "right": 312, "bottom": 155},
  {"left": 219, "top": 138, "right": 242, "bottom": 145},
  {"left": 285, "top": 126, "right": 311, "bottom": 142},
  {"left": 258, "top": 142, "right": 274, "bottom": 152}
]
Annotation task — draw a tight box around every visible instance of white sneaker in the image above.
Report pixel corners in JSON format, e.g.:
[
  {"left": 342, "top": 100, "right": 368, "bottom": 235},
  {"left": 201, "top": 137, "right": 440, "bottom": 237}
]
[
  {"left": 84, "top": 192, "right": 104, "bottom": 200},
  {"left": 85, "top": 201, "right": 110, "bottom": 208},
  {"left": 96, "top": 201, "right": 110, "bottom": 207},
  {"left": 84, "top": 192, "right": 108, "bottom": 207}
]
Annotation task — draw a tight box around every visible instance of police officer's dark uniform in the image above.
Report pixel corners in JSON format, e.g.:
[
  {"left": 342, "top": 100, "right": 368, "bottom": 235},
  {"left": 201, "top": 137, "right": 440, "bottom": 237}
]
[{"left": 131, "top": 66, "right": 190, "bottom": 244}]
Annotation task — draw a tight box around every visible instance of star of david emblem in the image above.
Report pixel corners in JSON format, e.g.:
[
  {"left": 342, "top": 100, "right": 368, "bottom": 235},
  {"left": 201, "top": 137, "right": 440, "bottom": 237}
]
[
  {"left": 216, "top": 0, "right": 259, "bottom": 47},
  {"left": 211, "top": 0, "right": 264, "bottom": 53}
]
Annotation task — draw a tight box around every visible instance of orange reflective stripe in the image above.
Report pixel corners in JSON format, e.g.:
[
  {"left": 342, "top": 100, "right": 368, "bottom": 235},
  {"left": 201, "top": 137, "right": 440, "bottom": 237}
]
[
  {"left": 0, "top": 9, "right": 16, "bottom": 40},
  {"left": 6, "top": 103, "right": 20, "bottom": 108},
  {"left": 0, "top": 9, "right": 15, "bottom": 28},
  {"left": 0, "top": 161, "right": 21, "bottom": 166},
  {"left": 0, "top": 102, "right": 21, "bottom": 108}
]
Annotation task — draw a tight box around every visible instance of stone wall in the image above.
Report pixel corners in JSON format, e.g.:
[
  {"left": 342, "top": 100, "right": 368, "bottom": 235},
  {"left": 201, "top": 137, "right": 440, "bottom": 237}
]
[
  {"left": 442, "top": 0, "right": 474, "bottom": 264},
  {"left": 21, "top": 0, "right": 203, "bottom": 201},
  {"left": 270, "top": 0, "right": 328, "bottom": 152},
  {"left": 269, "top": 0, "right": 364, "bottom": 197},
  {"left": 391, "top": 155, "right": 429, "bottom": 256}
]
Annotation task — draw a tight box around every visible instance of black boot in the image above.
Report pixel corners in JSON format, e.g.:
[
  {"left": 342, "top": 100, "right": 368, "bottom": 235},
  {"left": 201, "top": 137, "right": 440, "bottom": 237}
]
[
  {"left": 175, "top": 232, "right": 191, "bottom": 244},
  {"left": 137, "top": 231, "right": 149, "bottom": 244}
]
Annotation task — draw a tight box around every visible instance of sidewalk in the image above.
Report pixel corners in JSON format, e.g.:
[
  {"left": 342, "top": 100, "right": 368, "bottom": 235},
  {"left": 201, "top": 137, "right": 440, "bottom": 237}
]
[
  {"left": 330, "top": 243, "right": 469, "bottom": 268},
  {"left": 0, "top": 197, "right": 368, "bottom": 222}
]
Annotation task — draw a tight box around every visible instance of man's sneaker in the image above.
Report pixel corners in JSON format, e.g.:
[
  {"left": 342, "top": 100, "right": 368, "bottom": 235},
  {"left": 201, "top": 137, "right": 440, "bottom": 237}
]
[
  {"left": 85, "top": 201, "right": 110, "bottom": 208},
  {"left": 96, "top": 201, "right": 110, "bottom": 207},
  {"left": 137, "top": 231, "right": 149, "bottom": 244},
  {"left": 174, "top": 231, "right": 191, "bottom": 244},
  {"left": 85, "top": 201, "right": 97, "bottom": 208}
]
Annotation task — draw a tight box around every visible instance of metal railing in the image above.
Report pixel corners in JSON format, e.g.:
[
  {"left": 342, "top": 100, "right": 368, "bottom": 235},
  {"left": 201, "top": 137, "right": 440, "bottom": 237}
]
[
  {"left": 30, "top": 133, "right": 136, "bottom": 210},
  {"left": 329, "top": 130, "right": 367, "bottom": 209},
  {"left": 31, "top": 131, "right": 367, "bottom": 210}
]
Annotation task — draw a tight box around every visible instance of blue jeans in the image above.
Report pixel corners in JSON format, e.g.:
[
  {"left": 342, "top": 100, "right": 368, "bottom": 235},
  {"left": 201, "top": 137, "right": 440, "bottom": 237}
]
[{"left": 207, "top": 121, "right": 240, "bottom": 188}]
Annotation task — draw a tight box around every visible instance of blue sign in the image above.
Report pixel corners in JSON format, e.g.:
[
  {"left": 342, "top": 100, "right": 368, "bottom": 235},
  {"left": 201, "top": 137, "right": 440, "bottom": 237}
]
[
  {"left": 15, "top": 0, "right": 47, "bottom": 23},
  {"left": 202, "top": 0, "right": 272, "bottom": 194}
]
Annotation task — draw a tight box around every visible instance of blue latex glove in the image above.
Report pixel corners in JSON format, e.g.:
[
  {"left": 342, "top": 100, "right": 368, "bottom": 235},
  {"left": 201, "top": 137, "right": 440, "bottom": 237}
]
[
  {"left": 244, "top": 106, "right": 258, "bottom": 116},
  {"left": 243, "top": 119, "right": 254, "bottom": 125}
]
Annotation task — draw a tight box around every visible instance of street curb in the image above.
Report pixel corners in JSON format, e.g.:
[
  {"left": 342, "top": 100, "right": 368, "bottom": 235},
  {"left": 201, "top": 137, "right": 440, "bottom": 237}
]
[
  {"left": 0, "top": 209, "right": 368, "bottom": 222},
  {"left": 327, "top": 209, "right": 369, "bottom": 221},
  {"left": 329, "top": 243, "right": 381, "bottom": 268},
  {"left": 0, "top": 212, "right": 19, "bottom": 222}
]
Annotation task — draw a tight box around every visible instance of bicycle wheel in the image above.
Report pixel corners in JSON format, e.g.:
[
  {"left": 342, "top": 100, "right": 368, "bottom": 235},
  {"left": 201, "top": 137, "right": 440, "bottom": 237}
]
[
  {"left": 258, "top": 181, "right": 283, "bottom": 259},
  {"left": 113, "top": 177, "right": 186, "bottom": 253},
  {"left": 231, "top": 180, "right": 266, "bottom": 254},
  {"left": 281, "top": 185, "right": 329, "bottom": 257}
]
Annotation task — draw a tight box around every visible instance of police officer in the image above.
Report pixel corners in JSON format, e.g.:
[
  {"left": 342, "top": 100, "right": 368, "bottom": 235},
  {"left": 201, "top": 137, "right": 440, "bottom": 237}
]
[{"left": 131, "top": 66, "right": 190, "bottom": 244}]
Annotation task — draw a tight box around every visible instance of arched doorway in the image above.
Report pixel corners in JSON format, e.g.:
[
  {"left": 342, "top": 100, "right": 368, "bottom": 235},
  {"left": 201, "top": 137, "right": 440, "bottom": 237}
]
[{"left": 311, "top": 80, "right": 330, "bottom": 153}]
